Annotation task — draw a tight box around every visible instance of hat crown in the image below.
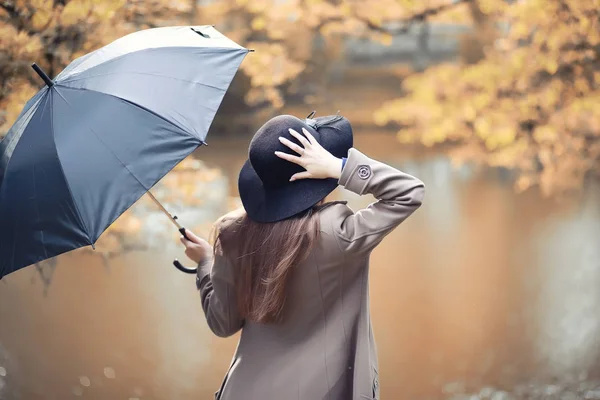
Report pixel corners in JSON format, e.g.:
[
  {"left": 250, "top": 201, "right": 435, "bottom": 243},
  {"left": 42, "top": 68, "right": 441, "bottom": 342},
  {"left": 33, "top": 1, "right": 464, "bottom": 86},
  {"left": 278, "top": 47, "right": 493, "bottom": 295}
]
[
  {"left": 249, "top": 115, "right": 310, "bottom": 188},
  {"left": 248, "top": 114, "right": 351, "bottom": 189},
  {"left": 238, "top": 113, "right": 353, "bottom": 223}
]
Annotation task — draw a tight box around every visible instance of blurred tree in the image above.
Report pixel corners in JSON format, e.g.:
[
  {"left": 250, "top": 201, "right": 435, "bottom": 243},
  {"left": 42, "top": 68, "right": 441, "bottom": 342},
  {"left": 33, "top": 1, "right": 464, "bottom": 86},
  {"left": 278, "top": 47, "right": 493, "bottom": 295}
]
[
  {"left": 375, "top": 0, "right": 600, "bottom": 196},
  {"left": 0, "top": 0, "right": 470, "bottom": 136},
  {"left": 6, "top": 0, "right": 594, "bottom": 197},
  {"left": 200, "top": 0, "right": 472, "bottom": 112},
  {"left": 0, "top": 0, "right": 194, "bottom": 134}
]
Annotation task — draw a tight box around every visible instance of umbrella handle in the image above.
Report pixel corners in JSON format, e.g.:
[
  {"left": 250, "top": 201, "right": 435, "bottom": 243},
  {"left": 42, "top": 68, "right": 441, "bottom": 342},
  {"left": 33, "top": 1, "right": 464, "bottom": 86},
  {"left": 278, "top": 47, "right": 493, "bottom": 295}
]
[
  {"left": 173, "top": 227, "right": 198, "bottom": 274},
  {"left": 173, "top": 259, "right": 197, "bottom": 274}
]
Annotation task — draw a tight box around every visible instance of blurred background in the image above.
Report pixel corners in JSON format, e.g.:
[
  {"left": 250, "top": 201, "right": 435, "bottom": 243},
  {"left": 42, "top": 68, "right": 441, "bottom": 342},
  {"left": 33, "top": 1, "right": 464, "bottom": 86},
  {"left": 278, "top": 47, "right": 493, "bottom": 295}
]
[{"left": 0, "top": 0, "right": 599, "bottom": 399}]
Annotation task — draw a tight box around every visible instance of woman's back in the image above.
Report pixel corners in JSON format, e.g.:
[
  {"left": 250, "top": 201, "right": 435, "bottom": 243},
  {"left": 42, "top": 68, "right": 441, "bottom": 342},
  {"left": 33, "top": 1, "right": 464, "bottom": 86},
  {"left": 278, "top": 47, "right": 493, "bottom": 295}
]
[{"left": 198, "top": 148, "right": 424, "bottom": 400}]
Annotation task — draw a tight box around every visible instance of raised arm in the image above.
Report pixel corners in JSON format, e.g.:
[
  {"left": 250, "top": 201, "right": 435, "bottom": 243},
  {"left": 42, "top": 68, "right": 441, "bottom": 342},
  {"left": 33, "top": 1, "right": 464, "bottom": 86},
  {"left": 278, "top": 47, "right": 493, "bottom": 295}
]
[
  {"left": 333, "top": 148, "right": 425, "bottom": 255},
  {"left": 274, "top": 128, "right": 425, "bottom": 256}
]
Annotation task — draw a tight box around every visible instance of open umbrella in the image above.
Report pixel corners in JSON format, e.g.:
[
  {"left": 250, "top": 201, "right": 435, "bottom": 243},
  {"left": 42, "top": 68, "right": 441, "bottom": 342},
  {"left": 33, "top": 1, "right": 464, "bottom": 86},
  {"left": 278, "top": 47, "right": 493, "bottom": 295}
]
[{"left": 0, "top": 25, "right": 250, "bottom": 279}]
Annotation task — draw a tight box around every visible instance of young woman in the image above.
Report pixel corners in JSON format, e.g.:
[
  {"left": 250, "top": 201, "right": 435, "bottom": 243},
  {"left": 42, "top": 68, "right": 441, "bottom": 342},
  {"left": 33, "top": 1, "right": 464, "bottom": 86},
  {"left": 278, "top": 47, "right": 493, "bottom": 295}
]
[{"left": 180, "top": 114, "right": 425, "bottom": 400}]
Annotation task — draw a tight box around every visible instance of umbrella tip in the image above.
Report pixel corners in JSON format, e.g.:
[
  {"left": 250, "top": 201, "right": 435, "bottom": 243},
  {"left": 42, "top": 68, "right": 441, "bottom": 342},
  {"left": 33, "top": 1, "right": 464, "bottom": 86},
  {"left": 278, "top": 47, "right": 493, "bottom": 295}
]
[
  {"left": 248, "top": 49, "right": 255, "bottom": 52},
  {"left": 31, "top": 63, "right": 54, "bottom": 88}
]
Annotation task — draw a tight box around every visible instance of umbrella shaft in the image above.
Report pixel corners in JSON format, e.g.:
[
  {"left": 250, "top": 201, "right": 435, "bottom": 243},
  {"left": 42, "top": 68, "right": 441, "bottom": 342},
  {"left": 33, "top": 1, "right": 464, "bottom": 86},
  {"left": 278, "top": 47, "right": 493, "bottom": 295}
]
[
  {"left": 31, "top": 63, "right": 54, "bottom": 87},
  {"left": 147, "top": 191, "right": 183, "bottom": 230}
]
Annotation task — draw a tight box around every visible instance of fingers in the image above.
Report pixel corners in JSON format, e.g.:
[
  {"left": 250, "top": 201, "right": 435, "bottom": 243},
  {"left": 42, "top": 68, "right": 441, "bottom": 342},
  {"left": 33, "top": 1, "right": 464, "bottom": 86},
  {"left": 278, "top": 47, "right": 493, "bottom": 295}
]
[
  {"left": 180, "top": 236, "right": 193, "bottom": 249},
  {"left": 290, "top": 171, "right": 312, "bottom": 181},
  {"left": 275, "top": 151, "right": 304, "bottom": 166},
  {"left": 279, "top": 137, "right": 305, "bottom": 155},
  {"left": 288, "top": 128, "right": 311, "bottom": 148},
  {"left": 184, "top": 229, "right": 202, "bottom": 244},
  {"left": 180, "top": 230, "right": 205, "bottom": 247},
  {"left": 301, "top": 128, "right": 318, "bottom": 146}
]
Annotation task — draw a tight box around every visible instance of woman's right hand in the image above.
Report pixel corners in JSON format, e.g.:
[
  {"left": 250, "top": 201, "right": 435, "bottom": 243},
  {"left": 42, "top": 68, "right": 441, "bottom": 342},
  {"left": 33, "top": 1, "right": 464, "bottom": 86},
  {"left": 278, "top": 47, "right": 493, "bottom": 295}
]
[
  {"left": 275, "top": 128, "right": 343, "bottom": 181},
  {"left": 179, "top": 229, "right": 213, "bottom": 266}
]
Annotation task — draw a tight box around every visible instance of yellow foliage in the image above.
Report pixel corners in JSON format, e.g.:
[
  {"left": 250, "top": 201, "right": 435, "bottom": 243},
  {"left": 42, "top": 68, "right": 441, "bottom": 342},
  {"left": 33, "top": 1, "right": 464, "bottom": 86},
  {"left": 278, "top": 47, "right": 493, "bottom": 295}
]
[
  {"left": 0, "top": 0, "right": 191, "bottom": 133},
  {"left": 61, "top": 0, "right": 94, "bottom": 26},
  {"left": 375, "top": 0, "right": 599, "bottom": 196},
  {"left": 251, "top": 17, "right": 266, "bottom": 31},
  {"left": 0, "top": 81, "right": 37, "bottom": 134},
  {"left": 2, "top": 0, "right": 596, "bottom": 198},
  {"left": 488, "top": 138, "right": 529, "bottom": 168},
  {"left": 533, "top": 126, "right": 558, "bottom": 144},
  {"left": 192, "top": 0, "right": 476, "bottom": 112}
]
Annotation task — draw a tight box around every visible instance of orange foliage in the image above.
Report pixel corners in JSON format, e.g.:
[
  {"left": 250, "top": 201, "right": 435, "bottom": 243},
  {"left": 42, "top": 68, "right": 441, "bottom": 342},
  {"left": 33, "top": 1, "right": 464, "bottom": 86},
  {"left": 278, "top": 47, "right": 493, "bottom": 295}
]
[
  {"left": 375, "top": 0, "right": 600, "bottom": 196},
  {"left": 0, "top": 0, "right": 193, "bottom": 133},
  {"left": 3, "top": 0, "right": 596, "bottom": 197},
  {"left": 1, "top": 0, "right": 468, "bottom": 131},
  {"left": 199, "top": 0, "right": 471, "bottom": 109}
]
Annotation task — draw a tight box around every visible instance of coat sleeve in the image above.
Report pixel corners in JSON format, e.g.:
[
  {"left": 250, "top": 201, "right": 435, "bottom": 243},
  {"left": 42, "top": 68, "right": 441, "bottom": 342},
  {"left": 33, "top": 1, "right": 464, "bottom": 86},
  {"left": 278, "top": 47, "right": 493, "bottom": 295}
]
[
  {"left": 196, "top": 245, "right": 244, "bottom": 338},
  {"left": 332, "top": 148, "right": 425, "bottom": 256}
]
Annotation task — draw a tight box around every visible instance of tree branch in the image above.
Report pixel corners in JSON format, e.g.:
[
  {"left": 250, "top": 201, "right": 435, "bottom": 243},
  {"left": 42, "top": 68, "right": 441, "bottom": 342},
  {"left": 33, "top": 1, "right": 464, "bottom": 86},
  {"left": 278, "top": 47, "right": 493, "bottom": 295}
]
[
  {"left": 0, "top": 1, "right": 19, "bottom": 19},
  {"left": 309, "top": 0, "right": 472, "bottom": 37},
  {"left": 1, "top": 1, "right": 39, "bottom": 33},
  {"left": 361, "top": 0, "right": 472, "bottom": 35},
  {"left": 0, "top": 1, "right": 25, "bottom": 30}
]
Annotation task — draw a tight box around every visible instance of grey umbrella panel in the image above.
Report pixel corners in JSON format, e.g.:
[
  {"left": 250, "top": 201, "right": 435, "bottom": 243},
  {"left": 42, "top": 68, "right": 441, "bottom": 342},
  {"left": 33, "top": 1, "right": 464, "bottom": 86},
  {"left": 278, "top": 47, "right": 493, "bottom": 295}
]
[
  {"left": 58, "top": 47, "right": 246, "bottom": 141},
  {"left": 56, "top": 25, "right": 248, "bottom": 142},
  {"left": 51, "top": 86, "right": 204, "bottom": 242},
  {"left": 0, "top": 94, "right": 92, "bottom": 273},
  {"left": 0, "top": 88, "right": 48, "bottom": 189},
  {"left": 0, "top": 25, "right": 249, "bottom": 277}
]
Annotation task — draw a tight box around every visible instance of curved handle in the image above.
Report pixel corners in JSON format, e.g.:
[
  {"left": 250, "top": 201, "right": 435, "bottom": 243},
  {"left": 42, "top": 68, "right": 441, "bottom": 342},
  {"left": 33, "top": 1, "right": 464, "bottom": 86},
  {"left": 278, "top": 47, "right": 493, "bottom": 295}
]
[
  {"left": 173, "top": 259, "right": 197, "bottom": 274},
  {"left": 173, "top": 227, "right": 198, "bottom": 274}
]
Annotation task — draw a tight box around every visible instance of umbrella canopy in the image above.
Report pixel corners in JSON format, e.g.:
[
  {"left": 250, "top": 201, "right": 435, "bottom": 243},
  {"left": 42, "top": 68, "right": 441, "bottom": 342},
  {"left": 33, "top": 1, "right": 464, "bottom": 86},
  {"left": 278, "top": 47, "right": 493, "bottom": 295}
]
[{"left": 0, "top": 25, "right": 249, "bottom": 278}]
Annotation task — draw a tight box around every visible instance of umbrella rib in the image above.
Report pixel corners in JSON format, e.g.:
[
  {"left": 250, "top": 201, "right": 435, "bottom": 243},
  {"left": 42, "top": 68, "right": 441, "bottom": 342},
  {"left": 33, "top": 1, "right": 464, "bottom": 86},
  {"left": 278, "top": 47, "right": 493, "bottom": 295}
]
[{"left": 49, "top": 91, "right": 95, "bottom": 247}]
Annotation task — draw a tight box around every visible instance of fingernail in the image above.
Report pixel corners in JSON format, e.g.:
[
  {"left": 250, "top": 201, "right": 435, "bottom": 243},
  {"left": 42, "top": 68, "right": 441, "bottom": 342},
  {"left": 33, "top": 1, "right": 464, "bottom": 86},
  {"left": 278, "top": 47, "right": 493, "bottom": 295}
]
[{"left": 279, "top": 136, "right": 284, "bottom": 141}]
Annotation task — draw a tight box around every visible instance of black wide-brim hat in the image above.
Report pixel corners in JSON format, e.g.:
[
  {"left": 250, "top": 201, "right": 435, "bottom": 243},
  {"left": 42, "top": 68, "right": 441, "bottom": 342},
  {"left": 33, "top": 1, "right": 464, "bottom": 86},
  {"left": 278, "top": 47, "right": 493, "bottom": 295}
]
[{"left": 239, "top": 113, "right": 353, "bottom": 223}]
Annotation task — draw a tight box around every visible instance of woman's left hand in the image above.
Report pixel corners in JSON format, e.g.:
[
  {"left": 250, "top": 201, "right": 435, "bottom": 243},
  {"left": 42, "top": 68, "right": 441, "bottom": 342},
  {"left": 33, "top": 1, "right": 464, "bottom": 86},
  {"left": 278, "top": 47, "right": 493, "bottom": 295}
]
[
  {"left": 179, "top": 229, "right": 213, "bottom": 265},
  {"left": 275, "top": 128, "right": 342, "bottom": 181}
]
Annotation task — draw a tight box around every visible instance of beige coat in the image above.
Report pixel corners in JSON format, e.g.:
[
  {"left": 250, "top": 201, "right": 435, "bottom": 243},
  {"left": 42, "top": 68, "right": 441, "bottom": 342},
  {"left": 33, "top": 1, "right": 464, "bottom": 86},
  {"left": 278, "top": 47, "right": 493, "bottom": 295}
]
[{"left": 196, "top": 148, "right": 425, "bottom": 400}]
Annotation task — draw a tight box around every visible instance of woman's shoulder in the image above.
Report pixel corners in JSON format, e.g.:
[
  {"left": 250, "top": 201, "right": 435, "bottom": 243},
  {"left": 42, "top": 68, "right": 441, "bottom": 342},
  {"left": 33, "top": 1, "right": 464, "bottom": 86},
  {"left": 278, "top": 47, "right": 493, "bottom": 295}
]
[
  {"left": 316, "top": 200, "right": 351, "bottom": 213},
  {"left": 316, "top": 200, "right": 353, "bottom": 226},
  {"left": 214, "top": 208, "right": 246, "bottom": 233}
]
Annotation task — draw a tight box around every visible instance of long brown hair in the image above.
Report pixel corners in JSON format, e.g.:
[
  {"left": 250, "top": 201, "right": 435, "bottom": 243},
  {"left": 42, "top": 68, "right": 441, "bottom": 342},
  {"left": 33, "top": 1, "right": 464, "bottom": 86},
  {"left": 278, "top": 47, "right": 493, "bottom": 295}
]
[{"left": 212, "top": 206, "right": 320, "bottom": 324}]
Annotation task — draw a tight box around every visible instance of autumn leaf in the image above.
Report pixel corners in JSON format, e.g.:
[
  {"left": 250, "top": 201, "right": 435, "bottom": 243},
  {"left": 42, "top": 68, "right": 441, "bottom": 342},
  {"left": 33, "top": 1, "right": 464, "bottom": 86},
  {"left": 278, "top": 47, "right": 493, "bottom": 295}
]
[{"left": 251, "top": 17, "right": 266, "bottom": 31}]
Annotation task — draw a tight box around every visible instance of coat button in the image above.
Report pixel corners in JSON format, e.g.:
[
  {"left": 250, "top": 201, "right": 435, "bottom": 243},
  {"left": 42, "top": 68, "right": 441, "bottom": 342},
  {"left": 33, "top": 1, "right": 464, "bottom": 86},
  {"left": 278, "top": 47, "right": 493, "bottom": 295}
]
[{"left": 357, "top": 165, "right": 371, "bottom": 180}]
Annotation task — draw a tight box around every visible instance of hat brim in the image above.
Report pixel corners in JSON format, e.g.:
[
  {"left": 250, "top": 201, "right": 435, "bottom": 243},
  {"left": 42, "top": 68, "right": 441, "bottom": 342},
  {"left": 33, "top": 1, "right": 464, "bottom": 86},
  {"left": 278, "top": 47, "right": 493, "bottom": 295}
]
[{"left": 238, "top": 159, "right": 339, "bottom": 223}]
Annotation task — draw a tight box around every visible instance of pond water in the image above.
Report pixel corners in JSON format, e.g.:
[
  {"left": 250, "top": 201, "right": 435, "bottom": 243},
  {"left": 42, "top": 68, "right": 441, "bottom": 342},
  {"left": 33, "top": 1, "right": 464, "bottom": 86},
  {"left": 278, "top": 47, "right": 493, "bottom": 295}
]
[{"left": 1, "top": 130, "right": 599, "bottom": 400}]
